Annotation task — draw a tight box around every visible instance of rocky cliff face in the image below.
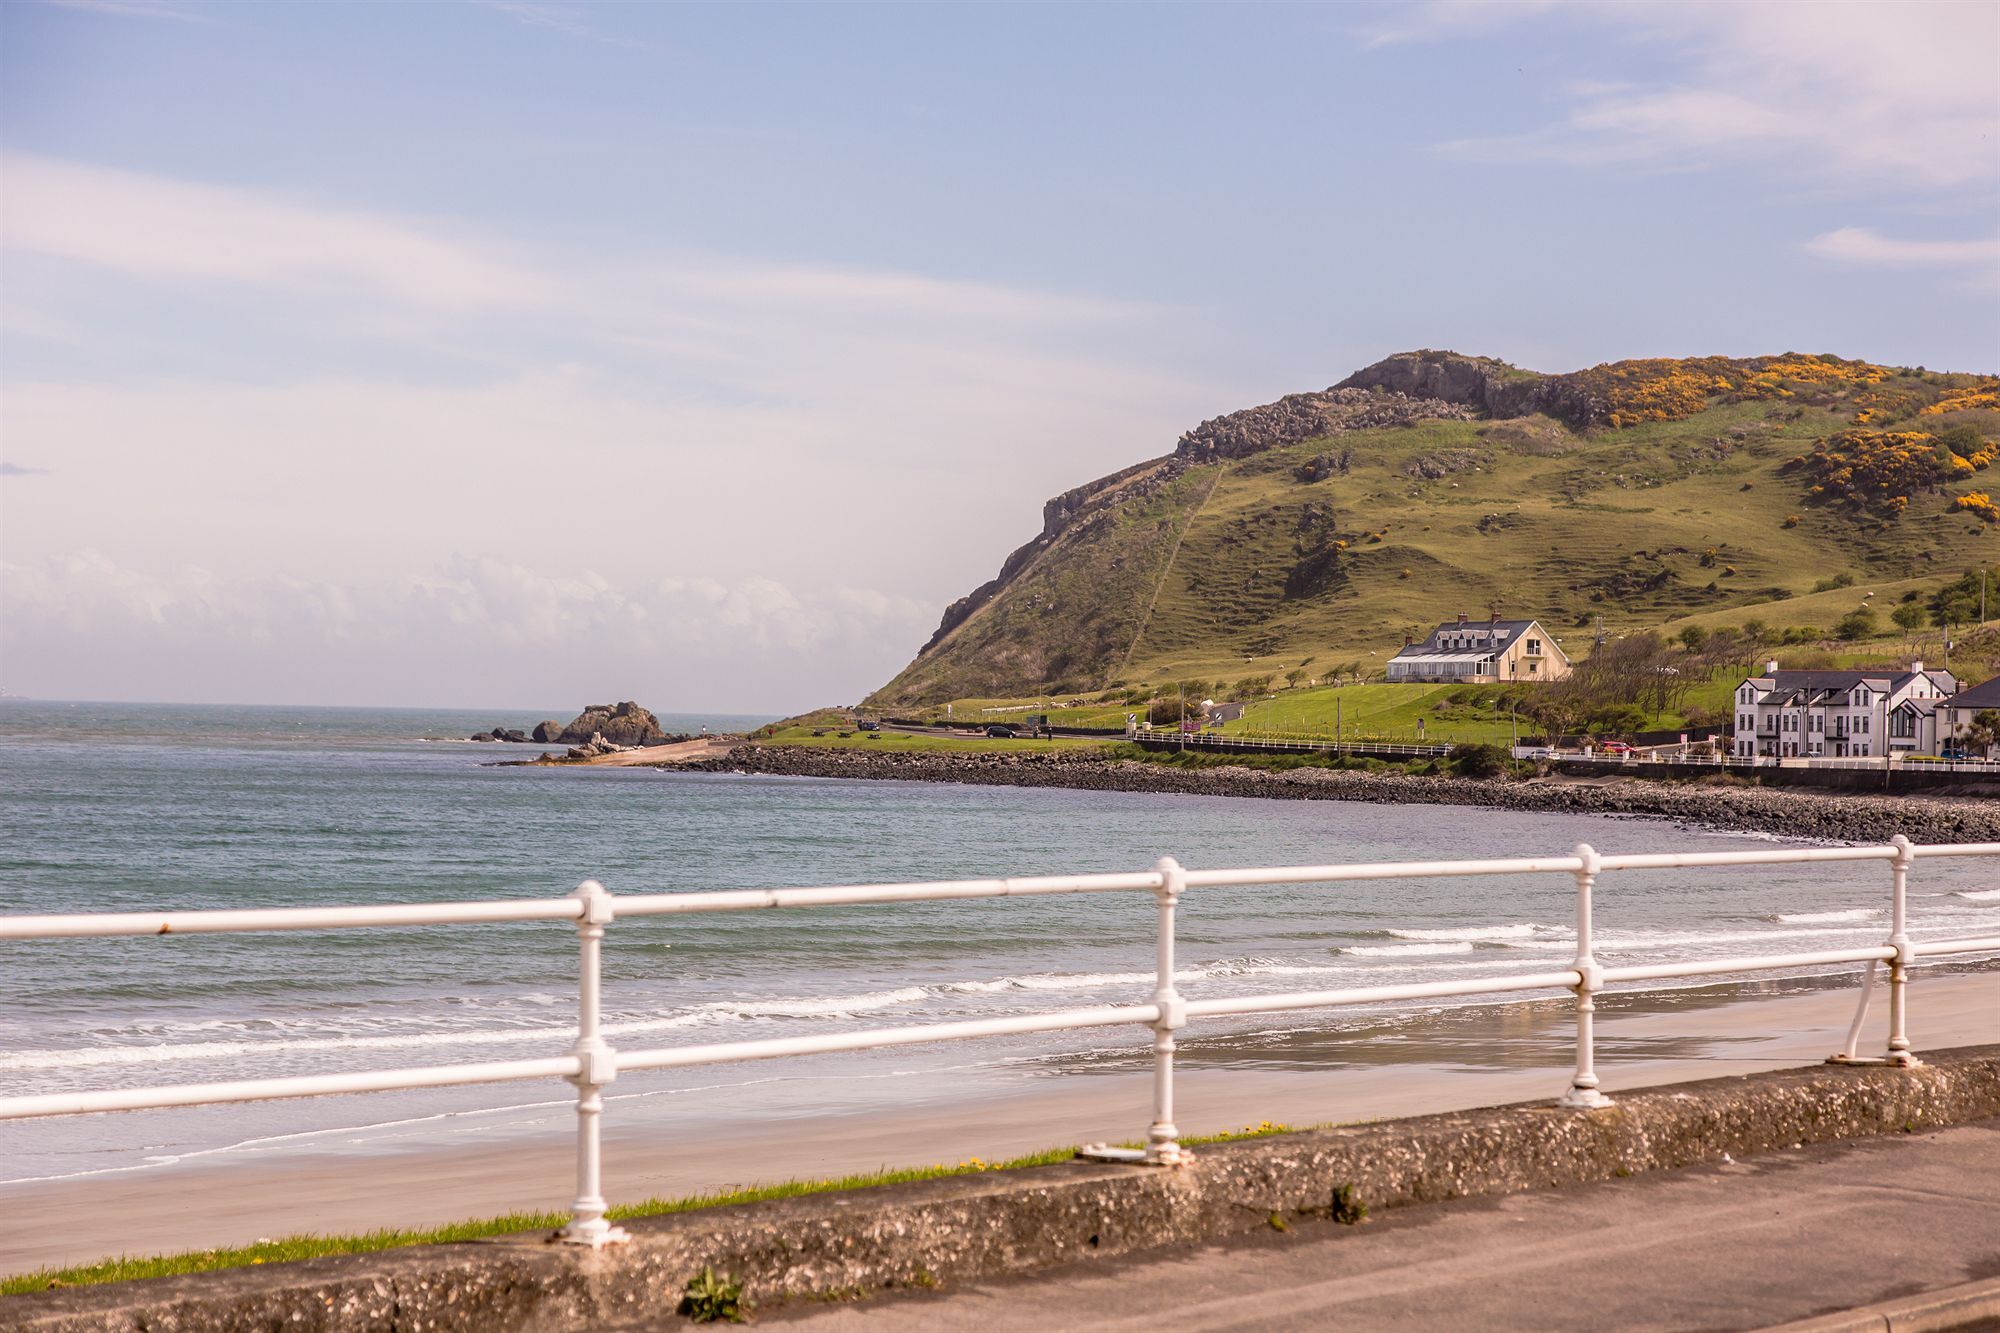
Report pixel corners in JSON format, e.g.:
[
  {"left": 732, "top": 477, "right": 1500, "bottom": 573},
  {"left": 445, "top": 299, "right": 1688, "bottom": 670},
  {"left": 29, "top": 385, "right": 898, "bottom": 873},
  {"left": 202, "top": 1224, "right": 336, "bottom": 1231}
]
[
  {"left": 1334, "top": 349, "right": 1551, "bottom": 417},
  {"left": 917, "top": 455, "right": 1187, "bottom": 654},
  {"left": 1175, "top": 386, "right": 1476, "bottom": 462}
]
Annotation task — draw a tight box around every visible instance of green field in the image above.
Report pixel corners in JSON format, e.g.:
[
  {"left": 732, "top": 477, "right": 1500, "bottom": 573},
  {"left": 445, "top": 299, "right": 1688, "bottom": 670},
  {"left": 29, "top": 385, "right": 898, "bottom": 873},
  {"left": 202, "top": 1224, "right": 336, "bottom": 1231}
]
[{"left": 755, "top": 722, "right": 1110, "bottom": 754}]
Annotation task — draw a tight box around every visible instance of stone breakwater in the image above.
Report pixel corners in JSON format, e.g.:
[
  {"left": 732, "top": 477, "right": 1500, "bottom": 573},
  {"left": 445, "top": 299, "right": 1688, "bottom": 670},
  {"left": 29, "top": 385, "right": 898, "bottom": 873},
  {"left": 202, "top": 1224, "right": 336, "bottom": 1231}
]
[{"left": 688, "top": 747, "right": 2000, "bottom": 844}]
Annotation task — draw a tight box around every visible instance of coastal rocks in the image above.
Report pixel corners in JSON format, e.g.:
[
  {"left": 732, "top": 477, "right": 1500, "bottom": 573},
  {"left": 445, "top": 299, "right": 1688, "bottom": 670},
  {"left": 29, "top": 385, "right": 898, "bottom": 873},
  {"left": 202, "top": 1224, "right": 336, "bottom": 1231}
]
[
  {"left": 564, "top": 732, "right": 630, "bottom": 760},
  {"left": 1295, "top": 450, "right": 1351, "bottom": 483},
  {"left": 557, "top": 702, "right": 666, "bottom": 747},
  {"left": 470, "top": 703, "right": 666, "bottom": 746},
  {"left": 689, "top": 748, "right": 2000, "bottom": 845}
]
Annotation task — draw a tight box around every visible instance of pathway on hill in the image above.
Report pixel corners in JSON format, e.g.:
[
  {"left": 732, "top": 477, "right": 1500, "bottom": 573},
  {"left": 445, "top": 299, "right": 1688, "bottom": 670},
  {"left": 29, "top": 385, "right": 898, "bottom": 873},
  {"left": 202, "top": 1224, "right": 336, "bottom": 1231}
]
[{"left": 763, "top": 1119, "right": 2000, "bottom": 1332}]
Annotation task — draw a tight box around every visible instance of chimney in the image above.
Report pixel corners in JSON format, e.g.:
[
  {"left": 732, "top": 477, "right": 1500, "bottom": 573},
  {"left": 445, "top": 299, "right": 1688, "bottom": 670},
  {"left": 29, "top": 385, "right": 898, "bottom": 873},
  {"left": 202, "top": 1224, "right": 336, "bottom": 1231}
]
[
  {"left": 1404, "top": 633, "right": 1414, "bottom": 648},
  {"left": 1912, "top": 660, "right": 1924, "bottom": 673},
  {"left": 1765, "top": 659, "right": 1779, "bottom": 674},
  {"left": 1490, "top": 610, "right": 1500, "bottom": 625},
  {"left": 1457, "top": 612, "right": 1468, "bottom": 626}
]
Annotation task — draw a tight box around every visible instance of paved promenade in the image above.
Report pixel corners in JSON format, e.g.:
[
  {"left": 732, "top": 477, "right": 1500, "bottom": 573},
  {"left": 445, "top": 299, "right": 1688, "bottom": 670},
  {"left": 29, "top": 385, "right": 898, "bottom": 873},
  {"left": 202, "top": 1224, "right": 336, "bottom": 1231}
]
[{"left": 764, "top": 1119, "right": 2000, "bottom": 1332}]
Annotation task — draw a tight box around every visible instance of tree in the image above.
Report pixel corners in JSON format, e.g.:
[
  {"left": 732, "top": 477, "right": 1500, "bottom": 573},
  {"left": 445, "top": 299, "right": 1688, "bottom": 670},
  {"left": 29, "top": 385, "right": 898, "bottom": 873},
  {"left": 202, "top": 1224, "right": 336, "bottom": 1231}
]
[
  {"left": 1963, "top": 709, "right": 2000, "bottom": 757},
  {"left": 1929, "top": 566, "right": 1998, "bottom": 628},
  {"left": 1284, "top": 667, "right": 1309, "bottom": 690},
  {"left": 1678, "top": 625, "right": 1709, "bottom": 653},
  {"left": 1834, "top": 609, "right": 1877, "bottom": 641},
  {"left": 1891, "top": 603, "right": 1928, "bottom": 640}
]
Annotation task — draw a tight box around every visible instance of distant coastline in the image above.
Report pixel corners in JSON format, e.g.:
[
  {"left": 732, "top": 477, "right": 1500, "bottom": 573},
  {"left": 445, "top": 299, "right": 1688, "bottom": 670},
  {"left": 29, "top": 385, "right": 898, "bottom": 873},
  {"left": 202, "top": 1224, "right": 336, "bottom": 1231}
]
[{"left": 685, "top": 745, "right": 2000, "bottom": 844}]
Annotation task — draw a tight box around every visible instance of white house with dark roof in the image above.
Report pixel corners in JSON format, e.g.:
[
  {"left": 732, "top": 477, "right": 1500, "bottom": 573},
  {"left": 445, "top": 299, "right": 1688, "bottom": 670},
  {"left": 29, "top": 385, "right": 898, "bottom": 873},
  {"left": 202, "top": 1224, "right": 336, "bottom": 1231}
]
[
  {"left": 1939, "top": 674, "right": 2000, "bottom": 758},
  {"left": 1386, "top": 614, "right": 1571, "bottom": 683},
  {"left": 1729, "top": 661, "right": 1957, "bottom": 759}
]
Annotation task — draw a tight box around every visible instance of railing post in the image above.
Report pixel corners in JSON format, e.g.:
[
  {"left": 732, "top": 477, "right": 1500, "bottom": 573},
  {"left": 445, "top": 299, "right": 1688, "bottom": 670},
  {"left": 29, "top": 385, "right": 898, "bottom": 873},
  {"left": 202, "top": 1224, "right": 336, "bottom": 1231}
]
[
  {"left": 1885, "top": 835, "right": 1920, "bottom": 1068},
  {"left": 559, "top": 880, "right": 629, "bottom": 1247},
  {"left": 1560, "top": 844, "right": 1613, "bottom": 1109},
  {"left": 1146, "top": 855, "right": 1187, "bottom": 1165},
  {"left": 1078, "top": 857, "right": 1188, "bottom": 1167}
]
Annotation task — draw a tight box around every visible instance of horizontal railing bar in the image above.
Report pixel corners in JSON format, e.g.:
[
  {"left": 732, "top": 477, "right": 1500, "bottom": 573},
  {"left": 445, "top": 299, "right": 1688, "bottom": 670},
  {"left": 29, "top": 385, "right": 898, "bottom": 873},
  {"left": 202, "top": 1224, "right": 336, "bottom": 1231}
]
[
  {"left": 0, "top": 1055, "right": 583, "bottom": 1120},
  {"left": 5, "top": 844, "right": 1996, "bottom": 940},
  {"left": 1594, "top": 847, "right": 1898, "bottom": 871},
  {"left": 1912, "top": 935, "right": 2000, "bottom": 955},
  {"left": 613, "top": 872, "right": 1167, "bottom": 916},
  {"left": 1600, "top": 947, "right": 1895, "bottom": 983},
  {"left": 1182, "top": 969, "right": 1586, "bottom": 1018},
  {"left": 616, "top": 1004, "right": 1161, "bottom": 1071},
  {"left": 0, "top": 899, "right": 584, "bottom": 940},
  {"left": 1183, "top": 857, "right": 1583, "bottom": 888}
]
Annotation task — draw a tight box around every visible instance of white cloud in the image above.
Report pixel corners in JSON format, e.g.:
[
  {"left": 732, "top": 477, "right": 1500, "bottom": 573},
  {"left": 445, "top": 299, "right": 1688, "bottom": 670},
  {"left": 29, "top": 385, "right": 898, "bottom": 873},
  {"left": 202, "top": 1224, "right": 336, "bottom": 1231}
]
[
  {"left": 40, "top": 0, "right": 212, "bottom": 22},
  {"left": 0, "top": 550, "right": 935, "bottom": 709},
  {"left": 1805, "top": 228, "right": 2000, "bottom": 270},
  {"left": 0, "top": 154, "right": 1237, "bottom": 706},
  {"left": 1391, "top": 2, "right": 1999, "bottom": 191},
  {"left": 0, "top": 153, "right": 551, "bottom": 309}
]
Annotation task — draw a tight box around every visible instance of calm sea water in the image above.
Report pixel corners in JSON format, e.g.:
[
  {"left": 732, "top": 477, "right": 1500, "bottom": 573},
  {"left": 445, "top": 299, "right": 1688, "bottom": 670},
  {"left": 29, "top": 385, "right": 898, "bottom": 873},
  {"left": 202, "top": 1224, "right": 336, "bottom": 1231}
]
[{"left": 2, "top": 699, "right": 1995, "bottom": 1184}]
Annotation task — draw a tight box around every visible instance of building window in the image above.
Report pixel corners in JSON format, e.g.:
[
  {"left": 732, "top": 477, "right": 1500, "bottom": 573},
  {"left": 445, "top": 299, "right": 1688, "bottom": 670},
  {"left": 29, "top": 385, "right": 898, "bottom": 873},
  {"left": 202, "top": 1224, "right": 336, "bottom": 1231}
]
[{"left": 1526, "top": 639, "right": 1542, "bottom": 656}]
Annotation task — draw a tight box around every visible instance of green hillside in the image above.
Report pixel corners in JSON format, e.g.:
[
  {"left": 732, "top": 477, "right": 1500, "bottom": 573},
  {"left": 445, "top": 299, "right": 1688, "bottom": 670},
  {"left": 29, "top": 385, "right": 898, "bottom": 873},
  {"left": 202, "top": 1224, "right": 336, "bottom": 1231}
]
[{"left": 869, "top": 351, "right": 1999, "bottom": 707}]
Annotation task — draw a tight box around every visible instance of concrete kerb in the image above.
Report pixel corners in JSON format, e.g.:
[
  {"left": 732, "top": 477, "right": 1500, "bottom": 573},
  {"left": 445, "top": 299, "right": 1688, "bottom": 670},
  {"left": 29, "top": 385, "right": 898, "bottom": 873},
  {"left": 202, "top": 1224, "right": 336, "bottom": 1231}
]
[
  {"left": 1764, "top": 1276, "right": 2000, "bottom": 1332},
  {"left": 11, "top": 1045, "right": 2000, "bottom": 1332}
]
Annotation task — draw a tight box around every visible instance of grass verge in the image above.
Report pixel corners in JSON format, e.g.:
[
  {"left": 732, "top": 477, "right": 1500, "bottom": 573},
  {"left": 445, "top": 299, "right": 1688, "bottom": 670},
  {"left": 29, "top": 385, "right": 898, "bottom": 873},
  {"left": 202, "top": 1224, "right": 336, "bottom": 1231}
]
[{"left": 3, "top": 1124, "right": 1301, "bottom": 1296}]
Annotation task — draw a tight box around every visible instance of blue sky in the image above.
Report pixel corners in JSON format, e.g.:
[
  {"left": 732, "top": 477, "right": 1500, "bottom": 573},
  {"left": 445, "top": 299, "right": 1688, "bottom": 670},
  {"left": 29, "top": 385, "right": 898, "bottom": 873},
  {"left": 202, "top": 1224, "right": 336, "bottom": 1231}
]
[{"left": 2, "top": 1, "right": 1996, "bottom": 711}]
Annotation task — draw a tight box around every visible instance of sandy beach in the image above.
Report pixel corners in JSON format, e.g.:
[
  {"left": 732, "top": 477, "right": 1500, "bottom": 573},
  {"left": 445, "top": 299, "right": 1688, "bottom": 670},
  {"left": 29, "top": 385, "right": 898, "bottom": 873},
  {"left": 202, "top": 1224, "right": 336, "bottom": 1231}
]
[{"left": 5, "top": 968, "right": 1995, "bottom": 1275}]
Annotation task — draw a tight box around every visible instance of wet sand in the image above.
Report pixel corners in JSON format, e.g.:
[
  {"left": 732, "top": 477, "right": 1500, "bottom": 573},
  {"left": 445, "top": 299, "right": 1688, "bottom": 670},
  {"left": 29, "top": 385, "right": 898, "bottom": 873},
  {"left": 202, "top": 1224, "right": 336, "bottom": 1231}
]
[{"left": 4, "top": 969, "right": 1995, "bottom": 1275}]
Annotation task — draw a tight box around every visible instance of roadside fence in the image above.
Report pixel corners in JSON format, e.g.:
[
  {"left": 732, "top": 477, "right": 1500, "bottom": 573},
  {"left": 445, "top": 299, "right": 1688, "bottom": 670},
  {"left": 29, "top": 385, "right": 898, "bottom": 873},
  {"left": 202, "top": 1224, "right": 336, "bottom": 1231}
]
[{"left": 2, "top": 838, "right": 1996, "bottom": 1246}]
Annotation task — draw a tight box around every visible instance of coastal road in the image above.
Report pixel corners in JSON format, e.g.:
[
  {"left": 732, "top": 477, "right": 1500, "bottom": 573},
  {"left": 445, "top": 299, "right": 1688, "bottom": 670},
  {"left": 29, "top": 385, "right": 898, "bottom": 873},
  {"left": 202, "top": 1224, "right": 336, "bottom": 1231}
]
[{"left": 754, "top": 1119, "right": 2000, "bottom": 1332}]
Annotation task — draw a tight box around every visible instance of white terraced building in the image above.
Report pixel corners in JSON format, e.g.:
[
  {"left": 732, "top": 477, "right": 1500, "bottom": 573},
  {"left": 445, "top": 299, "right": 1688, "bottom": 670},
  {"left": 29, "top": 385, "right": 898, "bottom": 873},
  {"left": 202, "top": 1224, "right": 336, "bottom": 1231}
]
[
  {"left": 1729, "top": 661, "right": 1957, "bottom": 760},
  {"left": 1385, "top": 615, "right": 1572, "bottom": 683}
]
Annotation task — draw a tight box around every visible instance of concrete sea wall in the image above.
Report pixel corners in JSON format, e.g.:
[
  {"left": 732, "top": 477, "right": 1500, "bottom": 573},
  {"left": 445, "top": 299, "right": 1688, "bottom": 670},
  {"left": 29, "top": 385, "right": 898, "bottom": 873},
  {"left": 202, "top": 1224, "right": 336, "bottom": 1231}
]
[{"left": 12, "top": 1048, "right": 2000, "bottom": 1331}]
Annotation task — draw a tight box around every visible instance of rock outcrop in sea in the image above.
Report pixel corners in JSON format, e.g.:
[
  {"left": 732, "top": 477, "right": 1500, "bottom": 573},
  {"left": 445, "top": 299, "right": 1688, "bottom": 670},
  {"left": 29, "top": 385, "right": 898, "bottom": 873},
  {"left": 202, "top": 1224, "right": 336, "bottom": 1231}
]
[{"left": 471, "top": 701, "right": 669, "bottom": 746}]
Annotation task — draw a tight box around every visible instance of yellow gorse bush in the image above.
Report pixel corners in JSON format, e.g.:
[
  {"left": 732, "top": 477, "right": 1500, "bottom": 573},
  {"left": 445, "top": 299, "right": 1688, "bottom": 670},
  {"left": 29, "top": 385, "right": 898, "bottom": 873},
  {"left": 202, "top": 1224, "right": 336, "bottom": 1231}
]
[
  {"left": 1781, "top": 429, "right": 1949, "bottom": 513},
  {"left": 1922, "top": 378, "right": 2000, "bottom": 416},
  {"left": 1955, "top": 492, "right": 2000, "bottom": 523}
]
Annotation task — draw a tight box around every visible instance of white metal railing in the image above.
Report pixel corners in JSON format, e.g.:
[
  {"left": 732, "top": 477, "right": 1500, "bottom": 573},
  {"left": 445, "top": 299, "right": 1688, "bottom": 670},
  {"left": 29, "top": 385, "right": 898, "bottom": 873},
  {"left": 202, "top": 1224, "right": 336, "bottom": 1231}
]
[{"left": 2, "top": 838, "right": 1997, "bottom": 1248}]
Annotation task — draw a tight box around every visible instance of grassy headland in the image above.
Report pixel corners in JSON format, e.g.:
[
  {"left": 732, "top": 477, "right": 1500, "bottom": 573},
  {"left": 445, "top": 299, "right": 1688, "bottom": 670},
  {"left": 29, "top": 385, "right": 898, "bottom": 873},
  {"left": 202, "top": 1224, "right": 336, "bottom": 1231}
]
[{"left": 866, "top": 350, "right": 1998, "bottom": 709}]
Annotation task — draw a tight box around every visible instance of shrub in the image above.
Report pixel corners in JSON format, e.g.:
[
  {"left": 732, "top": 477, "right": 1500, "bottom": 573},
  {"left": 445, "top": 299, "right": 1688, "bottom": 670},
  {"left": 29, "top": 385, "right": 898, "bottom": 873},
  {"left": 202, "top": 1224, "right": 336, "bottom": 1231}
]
[
  {"left": 1834, "top": 610, "right": 1878, "bottom": 640},
  {"left": 1784, "top": 429, "right": 1949, "bottom": 514},
  {"left": 1955, "top": 492, "right": 2000, "bottom": 524},
  {"left": 1449, "top": 742, "right": 1509, "bottom": 778}
]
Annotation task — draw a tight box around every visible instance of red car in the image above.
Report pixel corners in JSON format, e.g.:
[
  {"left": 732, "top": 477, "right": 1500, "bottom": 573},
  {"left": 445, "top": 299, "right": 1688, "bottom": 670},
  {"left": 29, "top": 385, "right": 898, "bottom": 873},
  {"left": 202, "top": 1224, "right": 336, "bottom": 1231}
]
[{"left": 1599, "top": 741, "right": 1636, "bottom": 755}]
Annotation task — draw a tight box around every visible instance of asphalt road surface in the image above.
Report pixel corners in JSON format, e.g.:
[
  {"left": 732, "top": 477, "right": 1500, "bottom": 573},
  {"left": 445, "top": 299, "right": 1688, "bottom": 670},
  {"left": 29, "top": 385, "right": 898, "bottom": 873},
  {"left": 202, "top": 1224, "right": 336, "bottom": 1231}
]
[{"left": 756, "top": 1120, "right": 2000, "bottom": 1332}]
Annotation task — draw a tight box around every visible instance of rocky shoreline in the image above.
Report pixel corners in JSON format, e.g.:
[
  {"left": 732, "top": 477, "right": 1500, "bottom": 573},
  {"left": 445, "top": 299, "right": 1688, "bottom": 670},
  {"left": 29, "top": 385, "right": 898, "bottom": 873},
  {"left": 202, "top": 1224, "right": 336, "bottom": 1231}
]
[{"left": 686, "top": 746, "right": 2000, "bottom": 844}]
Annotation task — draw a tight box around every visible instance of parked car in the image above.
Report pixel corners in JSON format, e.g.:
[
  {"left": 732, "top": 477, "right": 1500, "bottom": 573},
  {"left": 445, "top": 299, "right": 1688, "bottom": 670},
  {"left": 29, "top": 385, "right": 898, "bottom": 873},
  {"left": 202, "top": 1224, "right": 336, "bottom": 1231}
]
[
  {"left": 985, "top": 725, "right": 1017, "bottom": 739},
  {"left": 854, "top": 719, "right": 880, "bottom": 732},
  {"left": 1599, "top": 741, "right": 1636, "bottom": 755},
  {"left": 1519, "top": 746, "right": 1554, "bottom": 760}
]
